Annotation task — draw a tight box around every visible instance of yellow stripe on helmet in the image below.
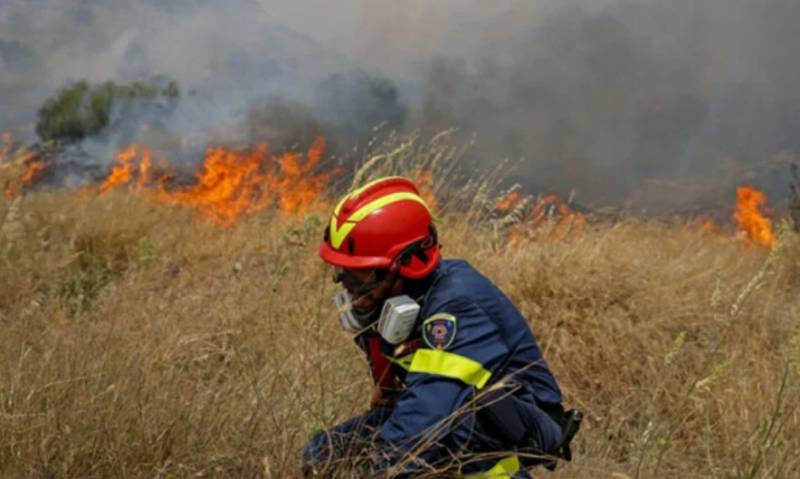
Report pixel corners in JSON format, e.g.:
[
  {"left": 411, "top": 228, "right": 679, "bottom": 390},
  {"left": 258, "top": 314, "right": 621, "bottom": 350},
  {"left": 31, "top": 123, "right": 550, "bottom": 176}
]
[
  {"left": 329, "top": 191, "right": 430, "bottom": 249},
  {"left": 333, "top": 176, "right": 407, "bottom": 216}
]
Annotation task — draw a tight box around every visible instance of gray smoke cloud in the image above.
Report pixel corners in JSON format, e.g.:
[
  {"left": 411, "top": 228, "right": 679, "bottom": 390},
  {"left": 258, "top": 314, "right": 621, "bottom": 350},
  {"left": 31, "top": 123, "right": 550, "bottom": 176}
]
[
  {"left": 405, "top": 0, "right": 800, "bottom": 210},
  {"left": 1, "top": 0, "right": 799, "bottom": 210}
]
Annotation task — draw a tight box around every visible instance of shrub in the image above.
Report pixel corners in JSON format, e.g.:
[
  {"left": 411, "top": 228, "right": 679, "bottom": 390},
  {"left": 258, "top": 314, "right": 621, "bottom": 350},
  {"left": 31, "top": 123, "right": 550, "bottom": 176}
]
[{"left": 35, "top": 79, "right": 179, "bottom": 143}]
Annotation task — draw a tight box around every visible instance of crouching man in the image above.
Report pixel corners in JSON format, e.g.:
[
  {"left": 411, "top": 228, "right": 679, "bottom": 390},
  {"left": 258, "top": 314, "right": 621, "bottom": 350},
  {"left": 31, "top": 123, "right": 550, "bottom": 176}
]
[{"left": 303, "top": 177, "right": 580, "bottom": 478}]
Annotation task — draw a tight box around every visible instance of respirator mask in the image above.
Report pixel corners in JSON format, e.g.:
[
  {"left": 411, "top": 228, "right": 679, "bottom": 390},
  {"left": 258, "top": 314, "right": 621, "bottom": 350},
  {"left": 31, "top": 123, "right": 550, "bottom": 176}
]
[
  {"left": 332, "top": 265, "right": 420, "bottom": 343},
  {"left": 334, "top": 291, "right": 420, "bottom": 344},
  {"left": 332, "top": 267, "right": 387, "bottom": 333}
]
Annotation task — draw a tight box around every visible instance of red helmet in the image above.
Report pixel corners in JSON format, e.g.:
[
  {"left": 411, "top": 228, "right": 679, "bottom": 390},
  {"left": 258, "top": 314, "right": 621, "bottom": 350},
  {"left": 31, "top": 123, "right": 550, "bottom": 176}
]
[{"left": 319, "top": 176, "right": 440, "bottom": 279}]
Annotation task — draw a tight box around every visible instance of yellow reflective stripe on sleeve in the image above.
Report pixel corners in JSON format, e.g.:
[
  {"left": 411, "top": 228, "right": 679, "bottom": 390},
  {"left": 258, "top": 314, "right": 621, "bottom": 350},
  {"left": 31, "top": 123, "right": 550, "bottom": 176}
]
[
  {"left": 408, "top": 349, "right": 492, "bottom": 389},
  {"left": 329, "top": 192, "right": 430, "bottom": 248},
  {"left": 462, "top": 455, "right": 521, "bottom": 478}
]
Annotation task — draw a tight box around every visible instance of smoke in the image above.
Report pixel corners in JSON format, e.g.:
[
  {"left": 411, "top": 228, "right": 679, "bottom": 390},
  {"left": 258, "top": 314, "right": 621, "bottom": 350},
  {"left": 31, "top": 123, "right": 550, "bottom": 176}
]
[
  {"left": 0, "top": 0, "right": 403, "bottom": 158},
  {"left": 406, "top": 0, "right": 800, "bottom": 209},
  {"left": 2, "top": 0, "right": 800, "bottom": 210}
]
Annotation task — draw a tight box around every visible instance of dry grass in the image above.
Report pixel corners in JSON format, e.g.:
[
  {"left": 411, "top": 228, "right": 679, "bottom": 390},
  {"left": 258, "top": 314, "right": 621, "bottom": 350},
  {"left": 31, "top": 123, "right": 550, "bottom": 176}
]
[{"left": 1, "top": 144, "right": 799, "bottom": 478}]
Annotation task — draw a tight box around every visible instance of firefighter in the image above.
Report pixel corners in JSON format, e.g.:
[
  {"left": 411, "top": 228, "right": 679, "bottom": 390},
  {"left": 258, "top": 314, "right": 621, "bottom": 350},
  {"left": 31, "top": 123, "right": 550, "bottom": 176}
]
[{"left": 303, "top": 177, "right": 580, "bottom": 478}]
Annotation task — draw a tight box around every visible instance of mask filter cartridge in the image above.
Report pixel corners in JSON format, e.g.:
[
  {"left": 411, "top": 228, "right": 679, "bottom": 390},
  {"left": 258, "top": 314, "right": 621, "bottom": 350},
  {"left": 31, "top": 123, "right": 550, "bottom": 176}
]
[{"left": 377, "top": 295, "right": 421, "bottom": 344}]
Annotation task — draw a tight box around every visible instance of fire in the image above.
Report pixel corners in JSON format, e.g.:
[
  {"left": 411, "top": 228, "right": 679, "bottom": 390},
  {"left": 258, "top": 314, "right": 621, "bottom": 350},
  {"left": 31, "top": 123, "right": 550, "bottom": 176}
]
[
  {"left": 497, "top": 191, "right": 586, "bottom": 245},
  {"left": 1, "top": 133, "right": 48, "bottom": 198},
  {"left": 531, "top": 193, "right": 564, "bottom": 228},
  {"left": 415, "top": 169, "right": 439, "bottom": 211},
  {"left": 733, "top": 185, "right": 775, "bottom": 248},
  {"left": 548, "top": 207, "right": 587, "bottom": 241},
  {"left": 530, "top": 193, "right": 586, "bottom": 241},
  {"left": 271, "top": 138, "right": 330, "bottom": 216},
  {"left": 20, "top": 154, "right": 47, "bottom": 186},
  {"left": 161, "top": 144, "right": 274, "bottom": 225},
  {"left": 98, "top": 138, "right": 332, "bottom": 225},
  {"left": 99, "top": 145, "right": 153, "bottom": 194},
  {"left": 495, "top": 191, "right": 523, "bottom": 212}
]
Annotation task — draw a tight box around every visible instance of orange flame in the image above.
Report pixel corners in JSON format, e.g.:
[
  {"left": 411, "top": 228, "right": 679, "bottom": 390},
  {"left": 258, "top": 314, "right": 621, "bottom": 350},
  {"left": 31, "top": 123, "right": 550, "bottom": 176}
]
[
  {"left": 99, "top": 145, "right": 153, "bottom": 194},
  {"left": 271, "top": 137, "right": 330, "bottom": 216},
  {"left": 530, "top": 193, "right": 562, "bottom": 228},
  {"left": 733, "top": 185, "right": 775, "bottom": 248},
  {"left": 501, "top": 191, "right": 586, "bottom": 246},
  {"left": 530, "top": 193, "right": 586, "bottom": 241},
  {"left": 531, "top": 193, "right": 586, "bottom": 241},
  {"left": 98, "top": 138, "right": 332, "bottom": 225},
  {"left": 20, "top": 154, "right": 47, "bottom": 186},
  {"left": 415, "top": 169, "right": 438, "bottom": 211},
  {"left": 495, "top": 191, "right": 523, "bottom": 212},
  {"left": 1, "top": 133, "right": 48, "bottom": 198},
  {"left": 161, "top": 144, "right": 274, "bottom": 225},
  {"left": 549, "top": 207, "right": 587, "bottom": 241},
  {"left": 505, "top": 227, "right": 525, "bottom": 247}
]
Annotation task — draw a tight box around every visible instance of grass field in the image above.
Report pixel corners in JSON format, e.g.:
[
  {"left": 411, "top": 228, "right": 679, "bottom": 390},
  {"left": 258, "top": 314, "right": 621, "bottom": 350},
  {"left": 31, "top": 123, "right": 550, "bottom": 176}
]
[{"left": 1, "top": 138, "right": 799, "bottom": 478}]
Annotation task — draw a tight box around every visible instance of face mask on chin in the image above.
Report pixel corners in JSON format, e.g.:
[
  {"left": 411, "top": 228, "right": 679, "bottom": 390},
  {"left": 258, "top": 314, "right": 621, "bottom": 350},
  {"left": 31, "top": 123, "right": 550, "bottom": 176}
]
[{"left": 333, "top": 267, "right": 407, "bottom": 335}]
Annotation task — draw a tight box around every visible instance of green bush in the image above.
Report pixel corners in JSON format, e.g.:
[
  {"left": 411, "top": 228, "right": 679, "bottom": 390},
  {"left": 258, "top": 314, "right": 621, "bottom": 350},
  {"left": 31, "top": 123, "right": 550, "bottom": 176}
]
[{"left": 35, "top": 80, "right": 179, "bottom": 142}]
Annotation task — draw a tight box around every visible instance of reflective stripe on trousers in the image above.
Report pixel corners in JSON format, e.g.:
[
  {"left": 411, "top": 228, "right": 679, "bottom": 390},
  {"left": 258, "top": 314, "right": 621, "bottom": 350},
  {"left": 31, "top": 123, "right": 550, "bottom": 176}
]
[{"left": 462, "top": 455, "right": 521, "bottom": 478}]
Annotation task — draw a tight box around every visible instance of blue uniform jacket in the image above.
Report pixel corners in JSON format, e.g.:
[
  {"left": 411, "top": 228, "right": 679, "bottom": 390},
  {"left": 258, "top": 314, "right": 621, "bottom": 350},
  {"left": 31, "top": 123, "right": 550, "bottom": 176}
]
[{"left": 358, "top": 259, "right": 563, "bottom": 475}]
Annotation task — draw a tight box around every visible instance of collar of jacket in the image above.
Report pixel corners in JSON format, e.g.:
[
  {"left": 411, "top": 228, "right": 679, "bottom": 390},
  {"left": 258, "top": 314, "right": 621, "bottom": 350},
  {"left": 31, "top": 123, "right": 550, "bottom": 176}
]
[{"left": 404, "top": 260, "right": 447, "bottom": 307}]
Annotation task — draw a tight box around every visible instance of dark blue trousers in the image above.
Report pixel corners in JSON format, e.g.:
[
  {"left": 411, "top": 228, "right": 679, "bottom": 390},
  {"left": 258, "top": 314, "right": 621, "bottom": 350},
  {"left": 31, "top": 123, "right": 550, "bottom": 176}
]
[{"left": 302, "top": 395, "right": 562, "bottom": 478}]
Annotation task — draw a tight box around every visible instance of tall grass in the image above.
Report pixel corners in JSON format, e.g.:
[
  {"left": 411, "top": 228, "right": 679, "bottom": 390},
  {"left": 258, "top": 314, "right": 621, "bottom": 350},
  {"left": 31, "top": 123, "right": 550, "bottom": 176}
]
[{"left": 1, "top": 136, "right": 799, "bottom": 478}]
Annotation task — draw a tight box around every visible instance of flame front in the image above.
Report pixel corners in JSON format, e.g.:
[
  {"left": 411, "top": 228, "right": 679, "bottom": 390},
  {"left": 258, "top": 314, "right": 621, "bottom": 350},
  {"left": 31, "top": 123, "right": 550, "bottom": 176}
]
[
  {"left": 1, "top": 133, "right": 48, "bottom": 198},
  {"left": 271, "top": 138, "right": 331, "bottom": 216},
  {"left": 3, "top": 131, "right": 785, "bottom": 245},
  {"left": 497, "top": 191, "right": 586, "bottom": 245},
  {"left": 733, "top": 185, "right": 775, "bottom": 248},
  {"left": 98, "top": 138, "right": 331, "bottom": 225},
  {"left": 495, "top": 191, "right": 523, "bottom": 212},
  {"left": 99, "top": 145, "right": 152, "bottom": 194},
  {"left": 531, "top": 193, "right": 586, "bottom": 241}
]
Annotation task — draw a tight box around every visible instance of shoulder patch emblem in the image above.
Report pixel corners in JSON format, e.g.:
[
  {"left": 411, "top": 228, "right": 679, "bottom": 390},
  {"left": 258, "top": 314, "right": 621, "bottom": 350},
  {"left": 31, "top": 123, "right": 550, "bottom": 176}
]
[{"left": 422, "top": 313, "right": 457, "bottom": 350}]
